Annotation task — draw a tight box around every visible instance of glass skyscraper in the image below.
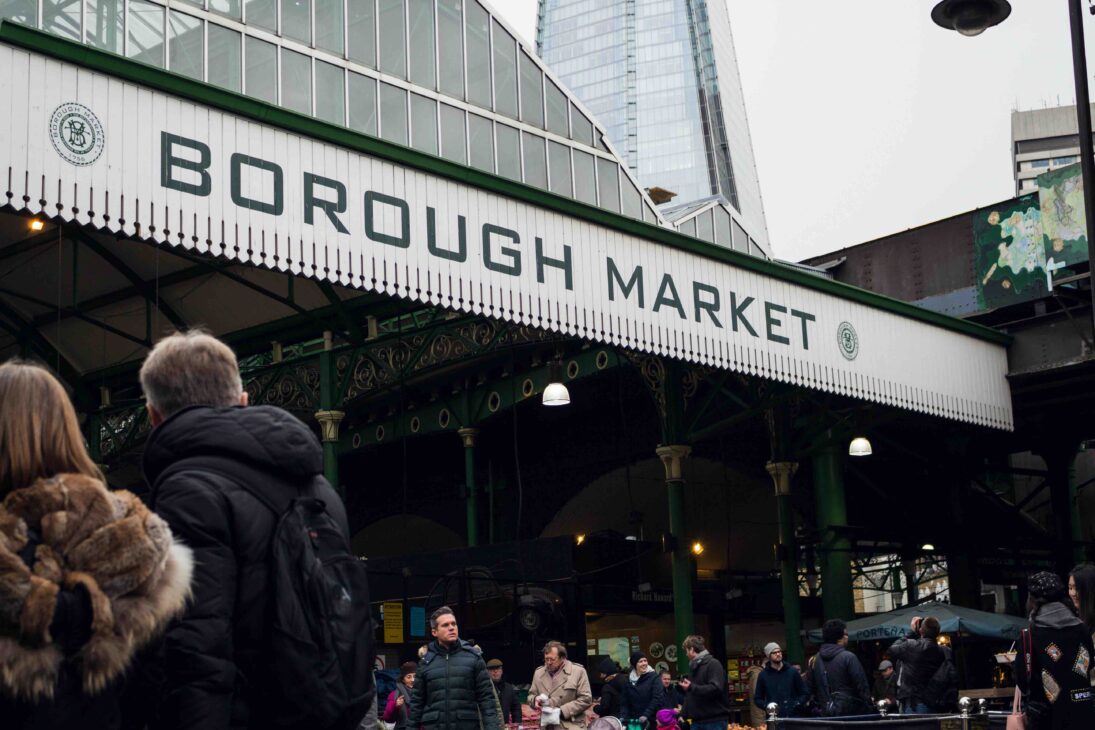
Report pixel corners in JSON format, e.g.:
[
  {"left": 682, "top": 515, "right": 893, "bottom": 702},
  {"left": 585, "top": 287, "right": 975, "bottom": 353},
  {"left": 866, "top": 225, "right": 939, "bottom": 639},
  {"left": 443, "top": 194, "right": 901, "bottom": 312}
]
[{"left": 537, "top": 0, "right": 770, "bottom": 255}]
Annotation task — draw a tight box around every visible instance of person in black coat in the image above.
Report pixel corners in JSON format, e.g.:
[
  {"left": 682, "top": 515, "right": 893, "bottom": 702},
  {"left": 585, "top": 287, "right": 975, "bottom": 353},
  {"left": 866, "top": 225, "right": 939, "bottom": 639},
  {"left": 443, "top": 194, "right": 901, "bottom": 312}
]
[
  {"left": 593, "top": 658, "right": 627, "bottom": 718},
  {"left": 620, "top": 651, "right": 664, "bottom": 727},
  {"left": 807, "top": 619, "right": 872, "bottom": 716},
  {"left": 887, "top": 615, "right": 946, "bottom": 713},
  {"left": 140, "top": 332, "right": 357, "bottom": 730},
  {"left": 486, "top": 659, "right": 522, "bottom": 725},
  {"left": 680, "top": 635, "right": 732, "bottom": 730},
  {"left": 407, "top": 607, "right": 501, "bottom": 730},
  {"left": 753, "top": 643, "right": 809, "bottom": 718},
  {"left": 1016, "top": 572, "right": 1095, "bottom": 730},
  {"left": 658, "top": 671, "right": 685, "bottom": 710}
]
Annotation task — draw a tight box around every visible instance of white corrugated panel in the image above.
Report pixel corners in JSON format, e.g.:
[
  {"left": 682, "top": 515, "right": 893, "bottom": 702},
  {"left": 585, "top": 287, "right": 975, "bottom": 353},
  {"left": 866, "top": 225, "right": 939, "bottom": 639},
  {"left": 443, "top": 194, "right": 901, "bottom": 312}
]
[{"left": 0, "top": 45, "right": 1013, "bottom": 429}]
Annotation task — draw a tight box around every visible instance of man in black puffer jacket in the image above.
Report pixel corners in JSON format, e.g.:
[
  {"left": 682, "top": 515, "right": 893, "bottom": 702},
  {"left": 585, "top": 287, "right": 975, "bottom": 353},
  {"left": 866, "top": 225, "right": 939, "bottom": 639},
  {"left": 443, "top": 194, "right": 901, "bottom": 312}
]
[
  {"left": 408, "top": 607, "right": 502, "bottom": 730},
  {"left": 807, "top": 620, "right": 871, "bottom": 717},
  {"left": 139, "top": 332, "right": 355, "bottom": 730}
]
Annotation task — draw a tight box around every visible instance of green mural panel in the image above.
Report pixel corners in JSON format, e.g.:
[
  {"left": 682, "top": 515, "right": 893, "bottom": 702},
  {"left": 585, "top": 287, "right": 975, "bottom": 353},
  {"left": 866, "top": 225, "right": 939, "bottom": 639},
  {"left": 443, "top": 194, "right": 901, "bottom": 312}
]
[
  {"left": 1037, "top": 162, "right": 1088, "bottom": 270},
  {"left": 974, "top": 195, "right": 1046, "bottom": 309}
]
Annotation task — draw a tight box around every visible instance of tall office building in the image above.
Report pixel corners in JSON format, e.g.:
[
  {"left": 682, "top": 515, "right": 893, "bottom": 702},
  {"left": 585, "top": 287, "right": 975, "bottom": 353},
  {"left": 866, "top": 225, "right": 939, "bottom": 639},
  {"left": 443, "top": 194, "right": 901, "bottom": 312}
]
[
  {"left": 1011, "top": 103, "right": 1095, "bottom": 196},
  {"left": 537, "top": 0, "right": 771, "bottom": 255}
]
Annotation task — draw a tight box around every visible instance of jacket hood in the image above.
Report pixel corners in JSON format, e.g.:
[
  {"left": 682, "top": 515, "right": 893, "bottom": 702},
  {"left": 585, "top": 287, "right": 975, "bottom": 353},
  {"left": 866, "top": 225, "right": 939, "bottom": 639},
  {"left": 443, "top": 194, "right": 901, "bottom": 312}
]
[
  {"left": 428, "top": 638, "right": 480, "bottom": 659},
  {"left": 1033, "top": 600, "right": 1085, "bottom": 629},
  {"left": 818, "top": 643, "right": 846, "bottom": 660},
  {"left": 144, "top": 405, "right": 323, "bottom": 485}
]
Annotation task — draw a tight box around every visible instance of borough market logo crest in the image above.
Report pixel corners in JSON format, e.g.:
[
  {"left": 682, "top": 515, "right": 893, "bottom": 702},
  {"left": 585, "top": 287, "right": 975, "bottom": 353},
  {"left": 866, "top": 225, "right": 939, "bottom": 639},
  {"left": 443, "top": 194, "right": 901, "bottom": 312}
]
[
  {"left": 837, "top": 321, "right": 859, "bottom": 361},
  {"left": 49, "top": 103, "right": 104, "bottom": 166}
]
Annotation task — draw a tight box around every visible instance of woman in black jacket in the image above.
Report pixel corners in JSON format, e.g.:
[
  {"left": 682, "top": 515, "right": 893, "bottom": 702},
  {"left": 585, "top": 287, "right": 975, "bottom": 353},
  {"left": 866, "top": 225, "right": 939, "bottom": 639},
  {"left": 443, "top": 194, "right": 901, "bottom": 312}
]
[
  {"left": 1017, "top": 572, "right": 1095, "bottom": 730},
  {"left": 593, "top": 658, "right": 627, "bottom": 718},
  {"left": 620, "top": 652, "right": 664, "bottom": 728}
]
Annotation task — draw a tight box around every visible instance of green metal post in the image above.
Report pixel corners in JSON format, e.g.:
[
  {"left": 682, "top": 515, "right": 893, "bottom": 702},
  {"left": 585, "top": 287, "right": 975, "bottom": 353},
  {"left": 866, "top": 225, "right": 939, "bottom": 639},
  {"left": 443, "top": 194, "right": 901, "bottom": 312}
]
[
  {"left": 1043, "top": 443, "right": 1079, "bottom": 575},
  {"left": 659, "top": 444, "right": 695, "bottom": 676},
  {"left": 768, "top": 462, "right": 804, "bottom": 664},
  {"left": 1070, "top": 449, "right": 1085, "bottom": 564},
  {"left": 459, "top": 428, "right": 479, "bottom": 547},
  {"left": 315, "top": 332, "right": 344, "bottom": 495},
  {"left": 814, "top": 440, "right": 855, "bottom": 621}
]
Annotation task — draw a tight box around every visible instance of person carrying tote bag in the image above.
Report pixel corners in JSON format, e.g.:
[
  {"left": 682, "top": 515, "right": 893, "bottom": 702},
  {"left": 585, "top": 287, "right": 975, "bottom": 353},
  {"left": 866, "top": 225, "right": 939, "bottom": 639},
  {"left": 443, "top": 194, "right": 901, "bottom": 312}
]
[{"left": 1008, "top": 627, "right": 1032, "bottom": 730}]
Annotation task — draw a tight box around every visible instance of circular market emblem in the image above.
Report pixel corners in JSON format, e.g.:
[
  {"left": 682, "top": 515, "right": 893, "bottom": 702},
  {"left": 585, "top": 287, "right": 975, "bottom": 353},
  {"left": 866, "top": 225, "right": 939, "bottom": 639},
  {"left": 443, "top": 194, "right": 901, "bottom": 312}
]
[
  {"left": 649, "top": 642, "right": 664, "bottom": 659},
  {"left": 837, "top": 321, "right": 859, "bottom": 361},
  {"left": 49, "top": 103, "right": 104, "bottom": 166}
]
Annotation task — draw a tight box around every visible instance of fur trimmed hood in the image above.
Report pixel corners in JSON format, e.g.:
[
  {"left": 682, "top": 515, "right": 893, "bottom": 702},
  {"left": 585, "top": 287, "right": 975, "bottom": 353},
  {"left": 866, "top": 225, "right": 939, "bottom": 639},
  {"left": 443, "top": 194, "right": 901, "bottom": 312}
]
[{"left": 0, "top": 473, "right": 193, "bottom": 701}]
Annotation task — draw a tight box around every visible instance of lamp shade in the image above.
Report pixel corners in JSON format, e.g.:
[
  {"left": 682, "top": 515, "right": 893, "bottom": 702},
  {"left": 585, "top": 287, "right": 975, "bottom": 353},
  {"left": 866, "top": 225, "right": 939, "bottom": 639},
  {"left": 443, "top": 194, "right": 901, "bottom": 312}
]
[
  {"left": 931, "top": 0, "right": 1011, "bottom": 37},
  {"left": 543, "top": 381, "right": 570, "bottom": 406},
  {"left": 848, "top": 436, "right": 872, "bottom": 457}
]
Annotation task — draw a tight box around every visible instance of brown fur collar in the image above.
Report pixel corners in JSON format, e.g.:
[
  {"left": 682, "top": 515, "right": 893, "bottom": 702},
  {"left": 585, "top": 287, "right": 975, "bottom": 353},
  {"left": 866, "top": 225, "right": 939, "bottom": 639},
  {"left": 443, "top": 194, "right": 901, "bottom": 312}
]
[{"left": 0, "top": 473, "right": 193, "bottom": 700}]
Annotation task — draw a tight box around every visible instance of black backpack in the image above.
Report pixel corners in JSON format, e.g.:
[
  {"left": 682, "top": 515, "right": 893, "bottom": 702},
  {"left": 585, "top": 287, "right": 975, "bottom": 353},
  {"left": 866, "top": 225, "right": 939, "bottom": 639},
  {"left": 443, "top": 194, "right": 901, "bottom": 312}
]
[
  {"left": 922, "top": 654, "right": 959, "bottom": 713},
  {"left": 157, "top": 456, "right": 376, "bottom": 730}
]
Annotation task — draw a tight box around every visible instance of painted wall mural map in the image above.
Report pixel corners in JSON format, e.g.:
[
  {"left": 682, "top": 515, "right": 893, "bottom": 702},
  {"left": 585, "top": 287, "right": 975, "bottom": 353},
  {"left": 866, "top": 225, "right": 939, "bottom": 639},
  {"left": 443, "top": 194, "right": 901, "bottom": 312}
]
[
  {"left": 974, "top": 163, "right": 1087, "bottom": 310},
  {"left": 1038, "top": 163, "right": 1088, "bottom": 269},
  {"left": 974, "top": 195, "right": 1046, "bottom": 309}
]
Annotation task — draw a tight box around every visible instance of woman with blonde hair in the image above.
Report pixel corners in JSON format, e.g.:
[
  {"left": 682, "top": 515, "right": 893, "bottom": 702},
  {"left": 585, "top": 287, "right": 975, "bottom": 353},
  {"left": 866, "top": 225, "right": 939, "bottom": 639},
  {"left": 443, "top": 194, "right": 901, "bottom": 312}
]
[{"left": 0, "top": 360, "right": 193, "bottom": 728}]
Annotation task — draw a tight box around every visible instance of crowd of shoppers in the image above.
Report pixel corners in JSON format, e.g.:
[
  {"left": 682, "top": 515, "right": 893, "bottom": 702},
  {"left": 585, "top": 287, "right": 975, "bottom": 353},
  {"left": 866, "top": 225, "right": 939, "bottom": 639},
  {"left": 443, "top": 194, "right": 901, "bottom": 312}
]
[{"left": 2, "top": 332, "right": 1095, "bottom": 730}]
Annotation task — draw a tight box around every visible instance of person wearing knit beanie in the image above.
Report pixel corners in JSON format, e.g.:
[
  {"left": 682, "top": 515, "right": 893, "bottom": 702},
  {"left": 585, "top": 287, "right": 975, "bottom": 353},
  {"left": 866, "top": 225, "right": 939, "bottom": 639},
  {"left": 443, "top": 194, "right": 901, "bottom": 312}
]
[
  {"left": 622, "top": 650, "right": 663, "bottom": 726},
  {"left": 383, "top": 660, "right": 418, "bottom": 728},
  {"left": 655, "top": 707, "right": 680, "bottom": 729},
  {"left": 764, "top": 642, "right": 782, "bottom": 660}
]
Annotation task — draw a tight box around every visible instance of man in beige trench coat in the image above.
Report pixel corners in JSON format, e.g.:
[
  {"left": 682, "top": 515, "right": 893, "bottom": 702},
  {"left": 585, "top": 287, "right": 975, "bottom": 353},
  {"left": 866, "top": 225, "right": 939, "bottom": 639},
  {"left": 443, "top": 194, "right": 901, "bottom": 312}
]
[{"left": 528, "top": 641, "right": 593, "bottom": 729}]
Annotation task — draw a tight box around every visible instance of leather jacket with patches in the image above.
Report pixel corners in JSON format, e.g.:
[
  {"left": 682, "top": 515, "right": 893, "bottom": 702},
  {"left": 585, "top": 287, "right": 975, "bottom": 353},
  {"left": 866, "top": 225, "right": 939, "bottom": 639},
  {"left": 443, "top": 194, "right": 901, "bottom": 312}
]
[{"left": 1017, "top": 602, "right": 1095, "bottom": 730}]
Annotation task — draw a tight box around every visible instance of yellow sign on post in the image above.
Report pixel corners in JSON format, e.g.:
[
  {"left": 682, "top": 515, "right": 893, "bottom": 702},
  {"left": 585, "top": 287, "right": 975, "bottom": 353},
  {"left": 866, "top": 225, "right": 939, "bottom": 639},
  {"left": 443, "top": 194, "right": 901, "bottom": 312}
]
[{"left": 383, "top": 601, "right": 404, "bottom": 644}]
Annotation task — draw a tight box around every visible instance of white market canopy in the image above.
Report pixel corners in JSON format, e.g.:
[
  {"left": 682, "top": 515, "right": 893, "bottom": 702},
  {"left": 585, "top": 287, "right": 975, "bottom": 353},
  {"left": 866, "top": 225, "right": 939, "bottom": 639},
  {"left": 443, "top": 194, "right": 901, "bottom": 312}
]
[{"left": 0, "top": 25, "right": 1013, "bottom": 429}]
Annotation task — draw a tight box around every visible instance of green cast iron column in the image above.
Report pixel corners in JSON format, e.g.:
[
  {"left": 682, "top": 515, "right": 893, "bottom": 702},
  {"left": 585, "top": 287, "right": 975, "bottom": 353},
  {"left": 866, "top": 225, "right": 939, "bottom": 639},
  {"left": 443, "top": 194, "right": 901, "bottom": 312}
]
[
  {"left": 767, "top": 461, "right": 804, "bottom": 663},
  {"left": 459, "top": 428, "right": 480, "bottom": 547},
  {"left": 315, "top": 332, "right": 345, "bottom": 495},
  {"left": 86, "top": 386, "right": 105, "bottom": 469},
  {"left": 658, "top": 444, "right": 694, "bottom": 675},
  {"left": 814, "top": 440, "right": 854, "bottom": 621}
]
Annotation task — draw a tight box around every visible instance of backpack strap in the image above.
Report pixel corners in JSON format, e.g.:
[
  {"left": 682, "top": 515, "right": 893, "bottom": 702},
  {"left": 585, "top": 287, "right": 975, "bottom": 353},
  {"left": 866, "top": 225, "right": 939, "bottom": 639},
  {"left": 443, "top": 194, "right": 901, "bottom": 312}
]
[
  {"left": 153, "top": 454, "right": 307, "bottom": 516},
  {"left": 813, "top": 653, "right": 831, "bottom": 702}
]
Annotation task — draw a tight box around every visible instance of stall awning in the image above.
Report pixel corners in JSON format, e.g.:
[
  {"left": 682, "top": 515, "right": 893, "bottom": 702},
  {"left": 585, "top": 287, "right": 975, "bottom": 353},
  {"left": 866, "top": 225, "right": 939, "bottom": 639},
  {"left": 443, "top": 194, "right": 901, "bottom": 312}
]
[
  {"left": 806, "top": 602, "right": 1027, "bottom": 643},
  {"left": 0, "top": 24, "right": 1013, "bottom": 429}
]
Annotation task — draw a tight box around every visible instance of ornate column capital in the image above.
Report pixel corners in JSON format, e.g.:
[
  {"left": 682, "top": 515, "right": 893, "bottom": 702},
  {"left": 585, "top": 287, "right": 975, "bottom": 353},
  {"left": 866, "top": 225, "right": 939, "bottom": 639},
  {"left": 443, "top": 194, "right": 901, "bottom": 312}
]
[
  {"left": 314, "top": 410, "right": 345, "bottom": 443},
  {"left": 457, "top": 427, "right": 480, "bottom": 448},
  {"left": 765, "top": 461, "right": 799, "bottom": 496},
  {"left": 656, "top": 444, "right": 692, "bottom": 481}
]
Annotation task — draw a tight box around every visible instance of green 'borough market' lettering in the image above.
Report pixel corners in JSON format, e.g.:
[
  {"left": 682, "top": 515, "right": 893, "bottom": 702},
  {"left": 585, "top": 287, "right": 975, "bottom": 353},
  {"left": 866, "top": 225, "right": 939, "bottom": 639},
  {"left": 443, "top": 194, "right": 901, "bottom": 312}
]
[
  {"left": 156, "top": 132, "right": 814, "bottom": 346},
  {"left": 602, "top": 263, "right": 815, "bottom": 349}
]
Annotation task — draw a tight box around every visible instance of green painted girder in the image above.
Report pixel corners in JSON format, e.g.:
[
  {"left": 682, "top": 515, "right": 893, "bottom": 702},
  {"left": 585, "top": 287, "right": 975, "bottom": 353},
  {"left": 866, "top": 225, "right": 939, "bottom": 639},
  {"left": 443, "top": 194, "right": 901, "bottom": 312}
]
[
  {"left": 0, "top": 296, "right": 88, "bottom": 404},
  {"left": 339, "top": 347, "right": 620, "bottom": 454},
  {"left": 68, "top": 228, "right": 188, "bottom": 331},
  {"left": 0, "top": 284, "right": 150, "bottom": 348}
]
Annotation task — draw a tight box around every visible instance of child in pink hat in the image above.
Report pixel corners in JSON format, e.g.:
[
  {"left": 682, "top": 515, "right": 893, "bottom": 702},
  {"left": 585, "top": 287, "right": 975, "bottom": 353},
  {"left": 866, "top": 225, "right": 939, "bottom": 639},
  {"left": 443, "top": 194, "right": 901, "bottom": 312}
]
[{"left": 655, "top": 708, "right": 681, "bottom": 730}]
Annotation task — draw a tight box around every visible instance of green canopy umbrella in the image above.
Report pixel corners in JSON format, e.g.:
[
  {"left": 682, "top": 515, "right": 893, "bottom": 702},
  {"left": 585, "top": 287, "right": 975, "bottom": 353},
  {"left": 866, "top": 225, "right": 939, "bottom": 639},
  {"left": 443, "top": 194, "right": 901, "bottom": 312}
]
[{"left": 806, "top": 601, "right": 1027, "bottom": 643}]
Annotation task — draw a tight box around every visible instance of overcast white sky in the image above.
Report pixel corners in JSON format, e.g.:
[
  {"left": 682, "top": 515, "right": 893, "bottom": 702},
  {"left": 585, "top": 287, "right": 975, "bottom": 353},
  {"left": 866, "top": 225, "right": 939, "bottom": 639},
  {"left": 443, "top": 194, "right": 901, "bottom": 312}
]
[{"left": 492, "top": 1, "right": 1095, "bottom": 262}]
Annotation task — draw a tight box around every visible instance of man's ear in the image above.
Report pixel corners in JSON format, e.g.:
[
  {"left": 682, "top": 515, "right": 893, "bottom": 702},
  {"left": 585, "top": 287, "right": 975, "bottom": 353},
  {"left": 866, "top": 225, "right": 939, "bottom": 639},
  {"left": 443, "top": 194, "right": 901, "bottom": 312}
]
[
  {"left": 239, "top": 391, "right": 249, "bottom": 406},
  {"left": 148, "top": 404, "right": 164, "bottom": 427}
]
